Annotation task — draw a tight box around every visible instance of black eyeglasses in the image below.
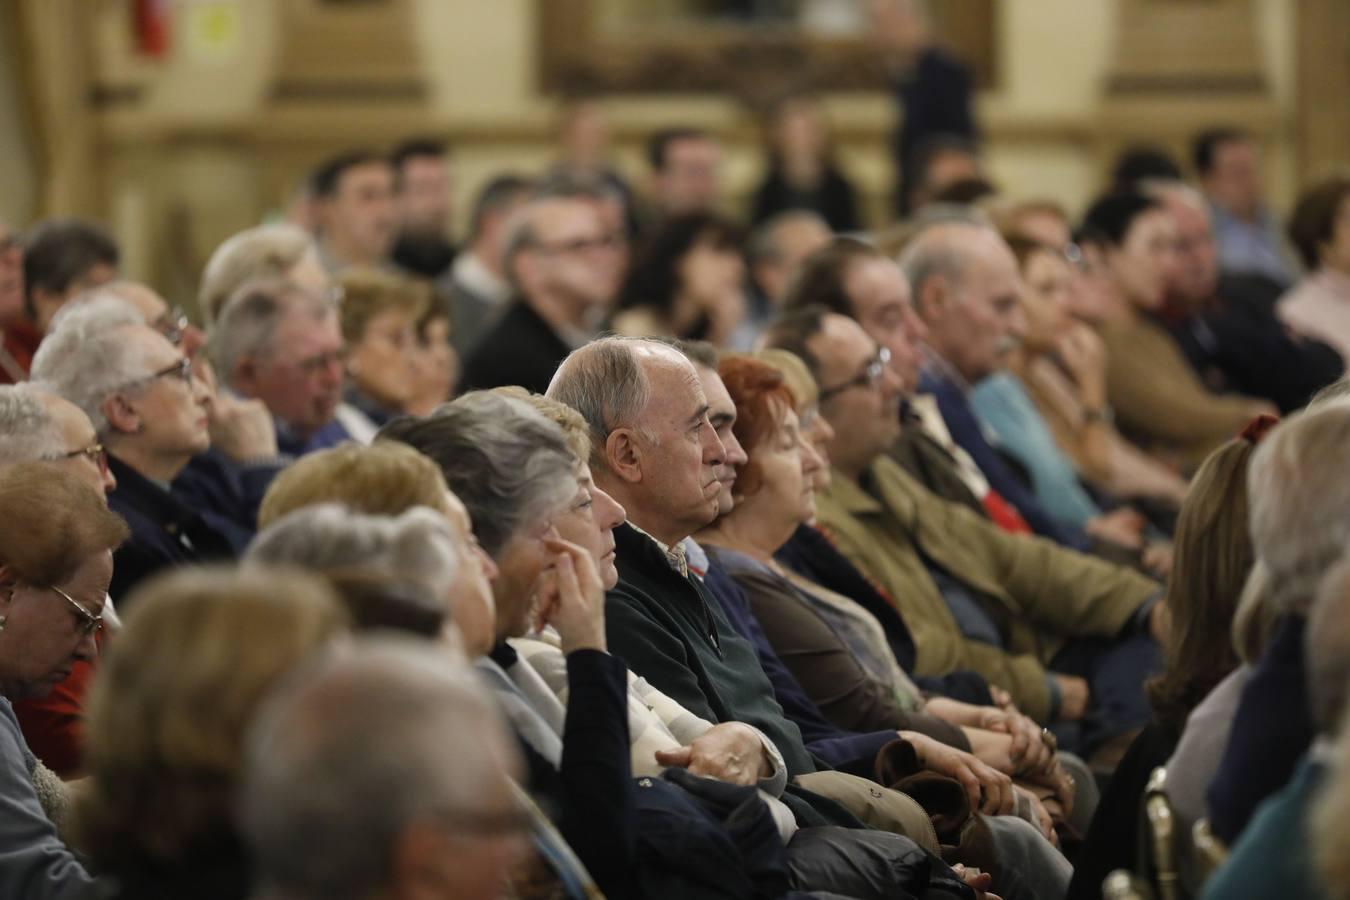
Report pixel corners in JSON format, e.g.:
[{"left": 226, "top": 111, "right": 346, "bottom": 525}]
[
  {"left": 819, "top": 347, "right": 891, "bottom": 401},
  {"left": 45, "top": 442, "right": 109, "bottom": 474},
  {"left": 121, "top": 357, "right": 194, "bottom": 391},
  {"left": 49, "top": 585, "right": 104, "bottom": 637},
  {"left": 527, "top": 232, "right": 620, "bottom": 256}
]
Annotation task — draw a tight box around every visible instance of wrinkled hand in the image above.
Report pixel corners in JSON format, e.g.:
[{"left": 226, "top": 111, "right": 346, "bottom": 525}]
[
  {"left": 1056, "top": 324, "right": 1107, "bottom": 402},
  {"left": 972, "top": 707, "right": 1056, "bottom": 777},
  {"left": 534, "top": 537, "right": 607, "bottom": 654},
  {"left": 654, "top": 721, "right": 768, "bottom": 786},
  {"left": 1142, "top": 541, "right": 1174, "bottom": 579},
  {"left": 988, "top": 686, "right": 1015, "bottom": 711},
  {"left": 1020, "top": 761, "right": 1076, "bottom": 818},
  {"left": 1052, "top": 674, "right": 1090, "bottom": 722},
  {"left": 1013, "top": 784, "right": 1058, "bottom": 846},
  {"left": 208, "top": 392, "right": 279, "bottom": 461},
  {"left": 901, "top": 731, "right": 1013, "bottom": 816}
]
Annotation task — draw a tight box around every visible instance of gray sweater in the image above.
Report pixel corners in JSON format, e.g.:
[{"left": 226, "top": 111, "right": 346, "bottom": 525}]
[{"left": 0, "top": 696, "right": 103, "bottom": 900}]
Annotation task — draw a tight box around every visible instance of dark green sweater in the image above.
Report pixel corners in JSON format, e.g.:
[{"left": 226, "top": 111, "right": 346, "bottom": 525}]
[{"left": 606, "top": 523, "right": 817, "bottom": 777}]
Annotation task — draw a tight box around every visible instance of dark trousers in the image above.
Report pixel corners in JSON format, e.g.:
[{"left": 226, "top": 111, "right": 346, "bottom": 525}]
[{"left": 1048, "top": 631, "right": 1162, "bottom": 756}]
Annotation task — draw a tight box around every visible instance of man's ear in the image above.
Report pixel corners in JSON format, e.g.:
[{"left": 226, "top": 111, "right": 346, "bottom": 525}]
[
  {"left": 914, "top": 274, "right": 948, "bottom": 325},
  {"left": 605, "top": 427, "right": 644, "bottom": 485},
  {"left": 102, "top": 392, "right": 140, "bottom": 435}
]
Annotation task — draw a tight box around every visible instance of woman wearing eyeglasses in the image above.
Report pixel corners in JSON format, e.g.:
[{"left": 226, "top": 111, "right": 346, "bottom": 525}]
[
  {"left": 29, "top": 297, "right": 236, "bottom": 605},
  {"left": 0, "top": 462, "right": 127, "bottom": 900}
]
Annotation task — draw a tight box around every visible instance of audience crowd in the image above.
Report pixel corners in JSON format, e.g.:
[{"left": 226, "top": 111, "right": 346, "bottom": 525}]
[{"left": 1, "top": 29, "right": 1349, "bottom": 899}]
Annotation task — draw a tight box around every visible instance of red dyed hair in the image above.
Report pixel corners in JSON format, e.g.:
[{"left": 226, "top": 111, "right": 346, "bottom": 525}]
[{"left": 718, "top": 356, "right": 797, "bottom": 499}]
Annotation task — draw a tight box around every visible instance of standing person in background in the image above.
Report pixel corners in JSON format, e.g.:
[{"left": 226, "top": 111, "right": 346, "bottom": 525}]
[
  {"left": 550, "top": 99, "right": 638, "bottom": 237},
  {"left": 310, "top": 150, "right": 398, "bottom": 274},
  {"left": 751, "top": 94, "right": 860, "bottom": 233},
  {"left": 870, "top": 0, "right": 979, "bottom": 217},
  {"left": 1193, "top": 128, "right": 1298, "bottom": 290},
  {"left": 445, "top": 174, "right": 534, "bottom": 356},
  {"left": 389, "top": 138, "right": 457, "bottom": 280}
]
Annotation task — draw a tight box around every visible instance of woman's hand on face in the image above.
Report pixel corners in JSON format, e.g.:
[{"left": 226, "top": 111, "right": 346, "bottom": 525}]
[{"left": 536, "top": 537, "right": 607, "bottom": 655}]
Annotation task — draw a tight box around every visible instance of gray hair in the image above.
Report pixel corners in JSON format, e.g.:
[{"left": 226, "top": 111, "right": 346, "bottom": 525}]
[
  {"left": 241, "top": 637, "right": 514, "bottom": 900},
  {"left": 546, "top": 336, "right": 668, "bottom": 467},
  {"left": 1307, "top": 557, "right": 1350, "bottom": 733},
  {"left": 896, "top": 214, "right": 992, "bottom": 301},
  {"left": 748, "top": 210, "right": 829, "bottom": 264},
  {"left": 199, "top": 223, "right": 315, "bottom": 325},
  {"left": 30, "top": 296, "right": 152, "bottom": 435},
  {"left": 0, "top": 384, "right": 65, "bottom": 464},
  {"left": 1248, "top": 402, "right": 1350, "bottom": 614},
  {"left": 246, "top": 504, "right": 460, "bottom": 603},
  {"left": 376, "top": 392, "right": 577, "bottom": 558},
  {"left": 210, "top": 277, "right": 332, "bottom": 388}
]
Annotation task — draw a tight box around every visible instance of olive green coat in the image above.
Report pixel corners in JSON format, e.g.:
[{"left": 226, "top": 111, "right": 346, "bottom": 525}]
[{"left": 814, "top": 456, "right": 1159, "bottom": 721}]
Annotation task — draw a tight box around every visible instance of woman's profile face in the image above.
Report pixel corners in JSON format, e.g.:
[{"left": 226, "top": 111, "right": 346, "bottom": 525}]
[{"left": 0, "top": 551, "right": 111, "bottom": 701}]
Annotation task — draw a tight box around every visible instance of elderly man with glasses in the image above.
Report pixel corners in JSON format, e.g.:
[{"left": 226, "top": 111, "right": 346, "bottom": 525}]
[
  {"left": 30, "top": 297, "right": 236, "bottom": 606},
  {"left": 766, "top": 307, "right": 1165, "bottom": 766}
]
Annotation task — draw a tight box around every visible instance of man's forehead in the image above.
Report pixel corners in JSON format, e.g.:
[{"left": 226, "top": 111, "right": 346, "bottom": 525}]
[
  {"left": 813, "top": 315, "right": 874, "bottom": 370},
  {"left": 532, "top": 199, "right": 598, "bottom": 238}
]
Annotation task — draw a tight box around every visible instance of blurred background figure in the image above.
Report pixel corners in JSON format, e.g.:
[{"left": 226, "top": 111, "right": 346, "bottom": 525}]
[
  {"left": 751, "top": 93, "right": 860, "bottom": 232},
  {"left": 389, "top": 138, "right": 457, "bottom": 280},
  {"left": 445, "top": 174, "right": 535, "bottom": 356},
  {"left": 645, "top": 127, "right": 724, "bottom": 224},
  {"left": 1278, "top": 177, "right": 1350, "bottom": 366},
  {"left": 337, "top": 267, "right": 429, "bottom": 426},
  {"left": 310, "top": 150, "right": 398, "bottom": 273}
]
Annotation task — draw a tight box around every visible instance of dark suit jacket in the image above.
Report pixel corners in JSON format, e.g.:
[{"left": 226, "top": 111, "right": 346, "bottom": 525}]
[
  {"left": 920, "top": 366, "right": 1090, "bottom": 551},
  {"left": 171, "top": 449, "right": 281, "bottom": 554},
  {"left": 750, "top": 166, "right": 861, "bottom": 233},
  {"left": 1167, "top": 291, "right": 1343, "bottom": 414},
  {"left": 461, "top": 299, "right": 573, "bottom": 395},
  {"left": 107, "top": 456, "right": 237, "bottom": 605}
]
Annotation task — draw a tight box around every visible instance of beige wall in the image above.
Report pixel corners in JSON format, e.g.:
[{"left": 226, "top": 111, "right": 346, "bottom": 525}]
[{"left": 1, "top": 0, "right": 1303, "bottom": 289}]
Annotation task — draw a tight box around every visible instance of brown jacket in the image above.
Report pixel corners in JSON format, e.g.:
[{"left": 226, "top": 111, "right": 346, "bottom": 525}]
[{"left": 814, "top": 456, "right": 1159, "bottom": 720}]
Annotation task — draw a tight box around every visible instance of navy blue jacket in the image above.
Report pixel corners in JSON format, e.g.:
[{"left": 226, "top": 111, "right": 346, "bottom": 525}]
[
  {"left": 171, "top": 449, "right": 282, "bottom": 554},
  {"left": 1206, "top": 615, "right": 1314, "bottom": 843},
  {"left": 107, "top": 456, "right": 237, "bottom": 605},
  {"left": 920, "top": 367, "right": 1090, "bottom": 551}
]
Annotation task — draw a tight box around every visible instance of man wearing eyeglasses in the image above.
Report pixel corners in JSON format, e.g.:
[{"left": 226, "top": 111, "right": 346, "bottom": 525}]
[
  {"left": 778, "top": 309, "right": 1165, "bottom": 763},
  {"left": 461, "top": 188, "right": 626, "bottom": 394}
]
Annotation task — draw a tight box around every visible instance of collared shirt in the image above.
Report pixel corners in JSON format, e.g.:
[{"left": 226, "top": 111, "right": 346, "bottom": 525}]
[
  {"left": 626, "top": 520, "right": 691, "bottom": 579},
  {"left": 451, "top": 251, "right": 512, "bottom": 307}
]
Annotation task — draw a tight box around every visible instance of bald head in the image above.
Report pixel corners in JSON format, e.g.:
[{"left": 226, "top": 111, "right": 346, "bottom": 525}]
[
  {"left": 900, "top": 222, "right": 1024, "bottom": 383},
  {"left": 242, "top": 638, "right": 519, "bottom": 900}
]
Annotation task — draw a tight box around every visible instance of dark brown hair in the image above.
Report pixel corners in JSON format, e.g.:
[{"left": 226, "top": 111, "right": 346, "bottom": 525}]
[{"left": 1288, "top": 177, "right": 1350, "bottom": 270}]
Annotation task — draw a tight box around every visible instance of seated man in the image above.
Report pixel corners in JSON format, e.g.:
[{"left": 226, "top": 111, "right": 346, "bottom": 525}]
[
  {"left": 549, "top": 336, "right": 1070, "bottom": 899},
  {"left": 765, "top": 308, "right": 1163, "bottom": 760},
  {"left": 210, "top": 278, "right": 364, "bottom": 455},
  {"left": 240, "top": 639, "right": 524, "bottom": 900}
]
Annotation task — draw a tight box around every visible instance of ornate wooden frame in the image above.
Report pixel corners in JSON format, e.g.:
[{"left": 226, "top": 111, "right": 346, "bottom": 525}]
[{"left": 537, "top": 0, "right": 996, "bottom": 101}]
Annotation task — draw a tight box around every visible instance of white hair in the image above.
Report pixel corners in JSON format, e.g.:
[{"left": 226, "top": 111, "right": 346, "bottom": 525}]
[
  {"left": 199, "top": 223, "right": 316, "bottom": 325},
  {"left": 0, "top": 384, "right": 66, "bottom": 464},
  {"left": 241, "top": 638, "right": 513, "bottom": 899},
  {"left": 246, "top": 504, "right": 460, "bottom": 605},
  {"left": 30, "top": 296, "right": 153, "bottom": 435},
  {"left": 210, "top": 278, "right": 332, "bottom": 390},
  {"left": 1248, "top": 401, "right": 1350, "bottom": 614}
]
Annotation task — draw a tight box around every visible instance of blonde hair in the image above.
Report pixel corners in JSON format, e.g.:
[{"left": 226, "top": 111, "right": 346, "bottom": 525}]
[
  {"left": 259, "top": 442, "right": 453, "bottom": 529},
  {"left": 337, "top": 267, "right": 429, "bottom": 345},
  {"left": 492, "top": 386, "right": 592, "bottom": 466},
  {"left": 199, "top": 224, "right": 314, "bottom": 325},
  {"left": 75, "top": 566, "right": 348, "bottom": 864},
  {"left": 0, "top": 463, "right": 128, "bottom": 586},
  {"left": 750, "top": 349, "right": 819, "bottom": 411}
]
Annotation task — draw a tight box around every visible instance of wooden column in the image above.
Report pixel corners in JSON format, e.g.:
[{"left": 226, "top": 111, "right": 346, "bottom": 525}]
[{"left": 1295, "top": 0, "right": 1350, "bottom": 186}]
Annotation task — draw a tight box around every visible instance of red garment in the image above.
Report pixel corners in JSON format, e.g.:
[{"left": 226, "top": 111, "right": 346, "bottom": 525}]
[
  {"left": 981, "top": 490, "right": 1032, "bottom": 535},
  {"left": 12, "top": 652, "right": 99, "bottom": 777},
  {"left": 0, "top": 317, "right": 41, "bottom": 384}
]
